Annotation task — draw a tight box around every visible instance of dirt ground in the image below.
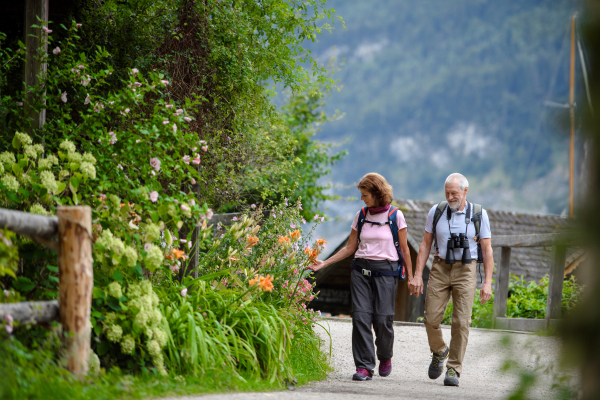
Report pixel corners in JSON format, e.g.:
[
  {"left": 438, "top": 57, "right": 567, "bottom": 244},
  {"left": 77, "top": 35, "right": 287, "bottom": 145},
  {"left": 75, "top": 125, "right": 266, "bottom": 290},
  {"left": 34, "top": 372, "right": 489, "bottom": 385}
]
[{"left": 164, "top": 318, "right": 577, "bottom": 400}]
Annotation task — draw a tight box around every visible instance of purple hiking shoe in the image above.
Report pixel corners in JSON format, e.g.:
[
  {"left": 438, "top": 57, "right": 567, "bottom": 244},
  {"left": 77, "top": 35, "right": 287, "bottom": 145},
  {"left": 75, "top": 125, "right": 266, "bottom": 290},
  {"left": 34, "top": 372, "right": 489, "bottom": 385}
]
[
  {"left": 379, "top": 359, "right": 392, "bottom": 377},
  {"left": 352, "top": 368, "right": 373, "bottom": 381}
]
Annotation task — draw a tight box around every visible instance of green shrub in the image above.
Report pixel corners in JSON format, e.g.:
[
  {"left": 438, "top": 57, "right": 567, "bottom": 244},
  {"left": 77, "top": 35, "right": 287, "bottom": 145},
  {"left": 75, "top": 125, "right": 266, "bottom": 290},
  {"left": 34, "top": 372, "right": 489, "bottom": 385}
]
[{"left": 442, "top": 275, "right": 584, "bottom": 328}]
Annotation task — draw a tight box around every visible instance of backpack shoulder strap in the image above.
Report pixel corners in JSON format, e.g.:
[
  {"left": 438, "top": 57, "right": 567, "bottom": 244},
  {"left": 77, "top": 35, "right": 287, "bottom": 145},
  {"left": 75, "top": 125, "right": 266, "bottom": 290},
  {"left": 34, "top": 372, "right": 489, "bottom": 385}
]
[
  {"left": 471, "top": 203, "right": 482, "bottom": 238},
  {"left": 471, "top": 204, "right": 483, "bottom": 263},
  {"left": 432, "top": 201, "right": 448, "bottom": 254},
  {"left": 387, "top": 206, "right": 406, "bottom": 271},
  {"left": 356, "top": 206, "right": 368, "bottom": 244}
]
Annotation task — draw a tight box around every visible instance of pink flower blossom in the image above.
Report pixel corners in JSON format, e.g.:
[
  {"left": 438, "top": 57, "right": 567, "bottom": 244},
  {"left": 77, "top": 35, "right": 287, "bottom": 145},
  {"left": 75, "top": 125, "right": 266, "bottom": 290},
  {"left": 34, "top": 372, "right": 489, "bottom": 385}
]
[
  {"left": 162, "top": 120, "right": 169, "bottom": 125},
  {"left": 135, "top": 139, "right": 140, "bottom": 143},
  {"left": 166, "top": 104, "right": 173, "bottom": 109},
  {"left": 321, "top": 217, "right": 324, "bottom": 222},
  {"left": 290, "top": 223, "right": 295, "bottom": 229},
  {"left": 99, "top": 194, "right": 107, "bottom": 200},
  {"left": 192, "top": 155, "right": 200, "bottom": 165},
  {"left": 176, "top": 109, "right": 183, "bottom": 115},
  {"left": 94, "top": 102, "right": 104, "bottom": 112},
  {"left": 124, "top": 108, "right": 130, "bottom": 113},
  {"left": 108, "top": 132, "right": 117, "bottom": 145},
  {"left": 149, "top": 191, "right": 158, "bottom": 202},
  {"left": 131, "top": 68, "right": 139, "bottom": 74},
  {"left": 52, "top": 47, "right": 60, "bottom": 55},
  {"left": 302, "top": 218, "right": 306, "bottom": 224},
  {"left": 201, "top": 146, "right": 208, "bottom": 152},
  {"left": 181, "top": 204, "right": 190, "bottom": 212},
  {"left": 180, "top": 288, "right": 187, "bottom": 297},
  {"left": 134, "top": 82, "right": 142, "bottom": 87},
  {"left": 150, "top": 170, "right": 156, "bottom": 176},
  {"left": 76, "top": 23, "right": 82, "bottom": 28},
  {"left": 170, "top": 264, "right": 180, "bottom": 273},
  {"left": 161, "top": 80, "right": 169, "bottom": 85},
  {"left": 314, "top": 214, "right": 319, "bottom": 221},
  {"left": 190, "top": 199, "right": 196, "bottom": 206},
  {"left": 199, "top": 140, "right": 206, "bottom": 144},
  {"left": 5, "top": 325, "right": 12, "bottom": 334},
  {"left": 60, "top": 92, "right": 67, "bottom": 103},
  {"left": 184, "top": 117, "right": 192, "bottom": 122},
  {"left": 299, "top": 204, "right": 303, "bottom": 210},
  {"left": 42, "top": 27, "right": 52, "bottom": 34},
  {"left": 117, "top": 164, "right": 123, "bottom": 170},
  {"left": 188, "top": 241, "right": 192, "bottom": 249},
  {"left": 84, "top": 94, "right": 90, "bottom": 105},
  {"left": 251, "top": 204, "right": 256, "bottom": 209},
  {"left": 232, "top": 216, "right": 238, "bottom": 221},
  {"left": 192, "top": 146, "right": 197, "bottom": 151},
  {"left": 81, "top": 76, "right": 90, "bottom": 86},
  {"left": 78, "top": 65, "right": 85, "bottom": 69},
  {"left": 173, "top": 124, "right": 177, "bottom": 133},
  {"left": 182, "top": 155, "right": 190, "bottom": 164},
  {"left": 16, "top": 102, "right": 23, "bottom": 106},
  {"left": 206, "top": 209, "right": 213, "bottom": 219},
  {"left": 285, "top": 197, "right": 288, "bottom": 206},
  {"left": 191, "top": 178, "right": 196, "bottom": 184},
  {"left": 72, "top": 68, "right": 80, "bottom": 75},
  {"left": 150, "top": 157, "right": 161, "bottom": 171},
  {"left": 144, "top": 243, "right": 152, "bottom": 251}
]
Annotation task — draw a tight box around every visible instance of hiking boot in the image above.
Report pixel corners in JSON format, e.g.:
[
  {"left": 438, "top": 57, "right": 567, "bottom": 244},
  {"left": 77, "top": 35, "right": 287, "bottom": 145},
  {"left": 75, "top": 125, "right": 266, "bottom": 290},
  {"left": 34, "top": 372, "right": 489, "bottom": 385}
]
[
  {"left": 428, "top": 346, "right": 449, "bottom": 379},
  {"left": 379, "top": 359, "right": 392, "bottom": 377},
  {"left": 444, "top": 367, "right": 459, "bottom": 386},
  {"left": 352, "top": 368, "right": 373, "bottom": 381}
]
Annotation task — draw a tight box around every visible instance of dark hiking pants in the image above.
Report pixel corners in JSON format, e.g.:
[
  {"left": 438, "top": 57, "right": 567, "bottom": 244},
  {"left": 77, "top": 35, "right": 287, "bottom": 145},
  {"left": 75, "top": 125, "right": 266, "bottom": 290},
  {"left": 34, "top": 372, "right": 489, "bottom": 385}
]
[{"left": 350, "top": 258, "right": 398, "bottom": 373}]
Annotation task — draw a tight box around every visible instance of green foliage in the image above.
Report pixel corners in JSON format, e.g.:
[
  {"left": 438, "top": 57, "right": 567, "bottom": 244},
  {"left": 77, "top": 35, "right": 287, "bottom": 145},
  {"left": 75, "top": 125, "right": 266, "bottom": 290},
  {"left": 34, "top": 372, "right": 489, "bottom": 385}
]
[
  {"left": 442, "top": 275, "right": 584, "bottom": 328},
  {"left": 0, "top": 327, "right": 330, "bottom": 400},
  {"left": 0, "top": 229, "right": 19, "bottom": 278}
]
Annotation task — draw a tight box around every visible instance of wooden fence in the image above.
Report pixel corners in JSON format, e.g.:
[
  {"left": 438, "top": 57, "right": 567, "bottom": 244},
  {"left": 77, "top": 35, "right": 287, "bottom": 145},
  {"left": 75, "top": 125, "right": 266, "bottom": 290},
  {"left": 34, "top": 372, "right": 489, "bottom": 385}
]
[
  {"left": 492, "top": 232, "right": 578, "bottom": 332},
  {"left": 0, "top": 206, "right": 93, "bottom": 376}
]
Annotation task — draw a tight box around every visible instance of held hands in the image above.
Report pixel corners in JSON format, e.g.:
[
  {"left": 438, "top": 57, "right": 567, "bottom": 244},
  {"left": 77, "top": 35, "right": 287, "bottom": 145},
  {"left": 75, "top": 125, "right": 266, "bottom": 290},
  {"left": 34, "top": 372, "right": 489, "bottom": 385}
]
[
  {"left": 408, "top": 275, "right": 424, "bottom": 297},
  {"left": 306, "top": 260, "right": 325, "bottom": 272},
  {"left": 479, "top": 282, "right": 492, "bottom": 304}
]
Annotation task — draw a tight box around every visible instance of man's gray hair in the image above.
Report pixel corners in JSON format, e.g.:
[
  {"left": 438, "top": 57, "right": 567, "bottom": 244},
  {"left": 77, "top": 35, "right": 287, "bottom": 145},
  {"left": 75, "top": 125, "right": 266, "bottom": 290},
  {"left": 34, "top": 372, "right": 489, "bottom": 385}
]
[{"left": 445, "top": 173, "right": 469, "bottom": 190}]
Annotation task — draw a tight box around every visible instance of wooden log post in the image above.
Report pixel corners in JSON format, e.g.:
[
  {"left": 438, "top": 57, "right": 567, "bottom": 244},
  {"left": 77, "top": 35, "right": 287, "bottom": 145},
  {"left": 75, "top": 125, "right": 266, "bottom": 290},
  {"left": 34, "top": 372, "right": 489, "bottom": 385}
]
[
  {"left": 57, "top": 206, "right": 93, "bottom": 376},
  {"left": 546, "top": 244, "right": 567, "bottom": 320},
  {"left": 24, "top": 0, "right": 49, "bottom": 135},
  {"left": 492, "top": 246, "right": 511, "bottom": 327}
]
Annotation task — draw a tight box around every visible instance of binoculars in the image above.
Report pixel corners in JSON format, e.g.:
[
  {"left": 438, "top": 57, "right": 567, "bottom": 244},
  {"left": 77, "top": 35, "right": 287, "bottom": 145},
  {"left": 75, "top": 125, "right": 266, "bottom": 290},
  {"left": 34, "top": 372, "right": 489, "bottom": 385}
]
[{"left": 445, "top": 233, "right": 472, "bottom": 265}]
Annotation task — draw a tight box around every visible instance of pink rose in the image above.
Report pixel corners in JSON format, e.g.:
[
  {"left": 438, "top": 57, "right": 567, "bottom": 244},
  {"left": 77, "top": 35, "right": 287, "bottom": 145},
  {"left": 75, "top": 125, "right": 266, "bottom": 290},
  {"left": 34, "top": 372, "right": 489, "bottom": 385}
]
[
  {"left": 201, "top": 146, "right": 208, "bottom": 152},
  {"left": 162, "top": 120, "right": 169, "bottom": 125},
  {"left": 52, "top": 47, "right": 60, "bottom": 55},
  {"left": 192, "top": 155, "right": 200, "bottom": 165},
  {"left": 182, "top": 155, "right": 190, "bottom": 164},
  {"left": 131, "top": 68, "right": 139, "bottom": 74},
  {"left": 166, "top": 104, "right": 173, "bottom": 109},
  {"left": 150, "top": 157, "right": 161, "bottom": 171},
  {"left": 149, "top": 191, "right": 158, "bottom": 202}
]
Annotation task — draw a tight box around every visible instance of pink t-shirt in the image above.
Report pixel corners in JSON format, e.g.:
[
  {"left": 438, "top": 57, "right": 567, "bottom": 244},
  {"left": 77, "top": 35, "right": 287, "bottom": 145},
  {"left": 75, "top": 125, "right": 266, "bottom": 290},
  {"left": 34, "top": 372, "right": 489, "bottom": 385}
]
[{"left": 351, "top": 209, "right": 408, "bottom": 261}]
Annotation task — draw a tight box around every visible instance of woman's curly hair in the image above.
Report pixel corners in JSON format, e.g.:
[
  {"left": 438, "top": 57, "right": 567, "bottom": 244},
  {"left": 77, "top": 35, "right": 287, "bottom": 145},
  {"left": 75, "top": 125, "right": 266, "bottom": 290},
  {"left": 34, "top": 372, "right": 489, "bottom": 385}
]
[{"left": 357, "top": 173, "right": 393, "bottom": 207}]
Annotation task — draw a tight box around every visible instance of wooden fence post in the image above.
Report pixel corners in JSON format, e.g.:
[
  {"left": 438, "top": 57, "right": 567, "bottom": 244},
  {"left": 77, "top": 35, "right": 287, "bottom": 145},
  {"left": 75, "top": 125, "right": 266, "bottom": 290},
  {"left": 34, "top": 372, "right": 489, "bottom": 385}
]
[
  {"left": 546, "top": 244, "right": 567, "bottom": 320},
  {"left": 492, "top": 246, "right": 511, "bottom": 327},
  {"left": 57, "top": 206, "right": 93, "bottom": 376},
  {"left": 24, "top": 0, "right": 49, "bottom": 135}
]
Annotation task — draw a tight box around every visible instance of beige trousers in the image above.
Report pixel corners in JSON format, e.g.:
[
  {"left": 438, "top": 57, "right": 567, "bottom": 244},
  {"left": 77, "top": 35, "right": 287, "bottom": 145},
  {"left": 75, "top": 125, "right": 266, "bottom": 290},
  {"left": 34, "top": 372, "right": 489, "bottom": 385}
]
[{"left": 423, "top": 257, "right": 477, "bottom": 375}]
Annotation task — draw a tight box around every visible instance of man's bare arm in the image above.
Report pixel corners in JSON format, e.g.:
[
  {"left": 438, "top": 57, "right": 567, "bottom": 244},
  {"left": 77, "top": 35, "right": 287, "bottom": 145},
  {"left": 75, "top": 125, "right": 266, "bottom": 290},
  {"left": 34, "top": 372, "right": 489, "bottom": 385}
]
[
  {"left": 478, "top": 238, "right": 493, "bottom": 304},
  {"left": 408, "top": 231, "right": 434, "bottom": 297}
]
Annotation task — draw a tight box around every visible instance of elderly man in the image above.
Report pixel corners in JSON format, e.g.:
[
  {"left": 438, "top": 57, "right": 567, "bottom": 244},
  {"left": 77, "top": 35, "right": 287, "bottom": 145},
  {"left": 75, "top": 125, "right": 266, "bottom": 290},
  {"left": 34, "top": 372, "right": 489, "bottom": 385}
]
[{"left": 409, "top": 173, "right": 493, "bottom": 386}]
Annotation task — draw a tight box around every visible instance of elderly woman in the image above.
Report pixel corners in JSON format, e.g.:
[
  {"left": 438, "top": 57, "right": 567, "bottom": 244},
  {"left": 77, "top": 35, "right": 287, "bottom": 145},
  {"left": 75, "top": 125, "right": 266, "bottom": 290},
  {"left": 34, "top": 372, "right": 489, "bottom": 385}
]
[{"left": 308, "top": 173, "right": 413, "bottom": 381}]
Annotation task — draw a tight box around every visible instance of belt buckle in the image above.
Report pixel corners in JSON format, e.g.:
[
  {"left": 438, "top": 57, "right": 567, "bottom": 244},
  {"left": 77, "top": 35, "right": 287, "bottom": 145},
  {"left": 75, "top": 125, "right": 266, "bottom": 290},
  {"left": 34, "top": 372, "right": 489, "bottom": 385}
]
[{"left": 362, "top": 269, "right": 371, "bottom": 277}]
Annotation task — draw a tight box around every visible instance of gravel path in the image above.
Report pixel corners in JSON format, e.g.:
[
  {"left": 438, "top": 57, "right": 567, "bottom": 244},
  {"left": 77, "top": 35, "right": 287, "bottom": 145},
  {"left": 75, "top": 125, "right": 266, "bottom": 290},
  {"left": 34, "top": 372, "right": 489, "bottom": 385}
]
[{"left": 165, "top": 318, "right": 573, "bottom": 400}]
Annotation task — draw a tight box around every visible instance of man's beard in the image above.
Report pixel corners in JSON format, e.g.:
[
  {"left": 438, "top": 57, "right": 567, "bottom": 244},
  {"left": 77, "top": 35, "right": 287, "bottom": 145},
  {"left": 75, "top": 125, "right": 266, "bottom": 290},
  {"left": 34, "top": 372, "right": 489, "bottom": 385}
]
[{"left": 448, "top": 200, "right": 460, "bottom": 211}]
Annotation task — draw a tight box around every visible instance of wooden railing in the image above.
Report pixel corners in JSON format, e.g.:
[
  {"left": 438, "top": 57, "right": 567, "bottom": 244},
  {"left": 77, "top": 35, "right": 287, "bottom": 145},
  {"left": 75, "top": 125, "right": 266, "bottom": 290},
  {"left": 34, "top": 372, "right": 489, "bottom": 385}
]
[
  {"left": 0, "top": 206, "right": 93, "bottom": 376},
  {"left": 492, "top": 232, "right": 578, "bottom": 332}
]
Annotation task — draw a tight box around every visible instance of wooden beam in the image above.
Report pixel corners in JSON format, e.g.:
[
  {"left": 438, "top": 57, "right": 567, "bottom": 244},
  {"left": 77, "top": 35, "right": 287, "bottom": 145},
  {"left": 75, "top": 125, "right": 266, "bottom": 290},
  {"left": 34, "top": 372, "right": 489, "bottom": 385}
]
[
  {"left": 546, "top": 245, "right": 567, "bottom": 320},
  {"left": 23, "top": 0, "right": 49, "bottom": 134},
  {"left": 492, "top": 246, "right": 511, "bottom": 325},
  {"left": 58, "top": 206, "right": 93, "bottom": 376},
  {"left": 0, "top": 300, "right": 58, "bottom": 323},
  {"left": 493, "top": 232, "right": 578, "bottom": 247},
  {"left": 0, "top": 207, "right": 58, "bottom": 239}
]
